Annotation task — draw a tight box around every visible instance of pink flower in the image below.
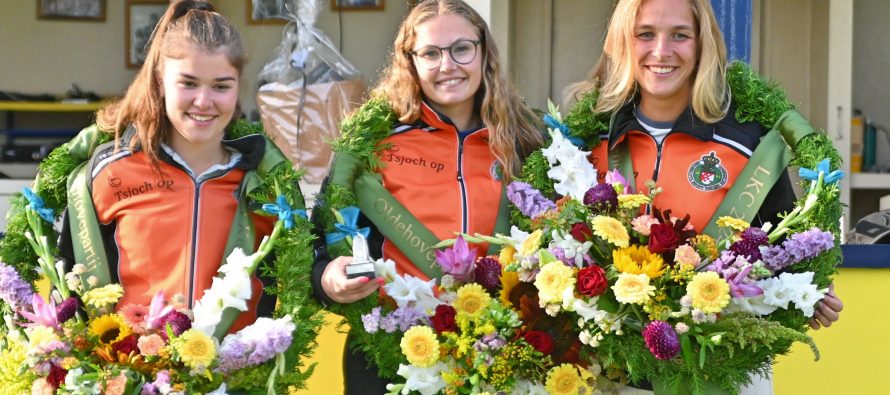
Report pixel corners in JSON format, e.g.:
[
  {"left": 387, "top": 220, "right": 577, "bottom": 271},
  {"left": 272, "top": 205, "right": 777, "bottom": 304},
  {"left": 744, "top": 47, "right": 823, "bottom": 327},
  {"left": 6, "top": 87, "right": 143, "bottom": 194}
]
[
  {"left": 631, "top": 215, "right": 659, "bottom": 236},
  {"left": 119, "top": 304, "right": 149, "bottom": 333},
  {"left": 435, "top": 236, "right": 477, "bottom": 282},
  {"left": 137, "top": 334, "right": 166, "bottom": 357},
  {"left": 103, "top": 372, "right": 128, "bottom": 395},
  {"left": 31, "top": 378, "right": 55, "bottom": 395},
  {"left": 145, "top": 291, "right": 173, "bottom": 331},
  {"left": 18, "top": 294, "right": 59, "bottom": 329},
  {"left": 642, "top": 320, "right": 680, "bottom": 360}
]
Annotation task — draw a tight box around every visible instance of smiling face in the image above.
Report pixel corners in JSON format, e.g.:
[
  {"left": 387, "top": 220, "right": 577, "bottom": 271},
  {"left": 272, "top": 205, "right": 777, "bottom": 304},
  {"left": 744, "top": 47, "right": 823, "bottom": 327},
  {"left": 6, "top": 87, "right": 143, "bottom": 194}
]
[
  {"left": 161, "top": 48, "right": 239, "bottom": 152},
  {"left": 632, "top": 0, "right": 698, "bottom": 120},
  {"left": 412, "top": 14, "right": 483, "bottom": 122}
]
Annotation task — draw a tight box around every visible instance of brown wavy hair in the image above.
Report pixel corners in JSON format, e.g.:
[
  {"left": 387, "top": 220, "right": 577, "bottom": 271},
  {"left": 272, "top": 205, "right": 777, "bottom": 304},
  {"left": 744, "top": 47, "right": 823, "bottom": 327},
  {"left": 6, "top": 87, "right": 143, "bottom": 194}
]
[
  {"left": 565, "top": 0, "right": 729, "bottom": 123},
  {"left": 96, "top": 0, "right": 246, "bottom": 169},
  {"left": 372, "top": 0, "right": 542, "bottom": 178}
]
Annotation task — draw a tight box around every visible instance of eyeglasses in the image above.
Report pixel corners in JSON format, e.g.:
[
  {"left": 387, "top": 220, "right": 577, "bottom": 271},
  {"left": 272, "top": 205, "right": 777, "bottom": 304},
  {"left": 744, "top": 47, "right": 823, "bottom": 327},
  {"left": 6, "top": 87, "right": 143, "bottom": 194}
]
[{"left": 409, "top": 39, "right": 481, "bottom": 70}]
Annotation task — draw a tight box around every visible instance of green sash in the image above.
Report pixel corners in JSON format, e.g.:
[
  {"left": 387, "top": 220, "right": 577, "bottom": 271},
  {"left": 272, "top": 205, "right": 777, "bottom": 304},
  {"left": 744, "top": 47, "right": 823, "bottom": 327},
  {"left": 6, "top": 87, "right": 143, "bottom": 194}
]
[
  {"left": 702, "top": 110, "right": 817, "bottom": 238},
  {"left": 329, "top": 153, "right": 510, "bottom": 280}
]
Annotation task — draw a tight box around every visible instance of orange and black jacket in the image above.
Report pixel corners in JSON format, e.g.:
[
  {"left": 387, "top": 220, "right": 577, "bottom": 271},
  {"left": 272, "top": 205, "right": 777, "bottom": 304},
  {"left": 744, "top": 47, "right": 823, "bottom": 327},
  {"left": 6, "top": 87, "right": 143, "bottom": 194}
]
[
  {"left": 589, "top": 100, "right": 795, "bottom": 231},
  {"left": 60, "top": 130, "right": 276, "bottom": 332},
  {"left": 312, "top": 102, "right": 504, "bottom": 305}
]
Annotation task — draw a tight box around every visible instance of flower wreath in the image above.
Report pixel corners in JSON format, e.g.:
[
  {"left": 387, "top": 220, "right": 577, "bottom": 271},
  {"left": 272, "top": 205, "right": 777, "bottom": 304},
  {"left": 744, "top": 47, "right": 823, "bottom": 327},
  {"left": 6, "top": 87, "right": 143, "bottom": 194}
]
[
  {"left": 312, "top": 98, "right": 412, "bottom": 378},
  {"left": 515, "top": 61, "right": 843, "bottom": 387},
  {"left": 0, "top": 120, "right": 324, "bottom": 392}
]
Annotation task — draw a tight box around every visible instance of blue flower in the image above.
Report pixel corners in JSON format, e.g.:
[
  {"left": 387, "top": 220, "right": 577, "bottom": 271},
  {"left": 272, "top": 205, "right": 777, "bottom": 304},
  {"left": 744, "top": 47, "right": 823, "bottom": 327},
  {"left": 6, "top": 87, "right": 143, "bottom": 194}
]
[
  {"left": 799, "top": 159, "right": 844, "bottom": 185},
  {"left": 544, "top": 114, "right": 584, "bottom": 147},
  {"left": 261, "top": 195, "right": 307, "bottom": 229},
  {"left": 326, "top": 206, "right": 371, "bottom": 244},
  {"left": 22, "top": 188, "right": 54, "bottom": 223}
]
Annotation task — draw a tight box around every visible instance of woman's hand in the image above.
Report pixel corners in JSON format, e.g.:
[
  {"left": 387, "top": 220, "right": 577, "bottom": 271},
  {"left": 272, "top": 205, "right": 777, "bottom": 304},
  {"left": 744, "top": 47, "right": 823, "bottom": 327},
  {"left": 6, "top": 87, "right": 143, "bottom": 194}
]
[
  {"left": 809, "top": 284, "right": 843, "bottom": 330},
  {"left": 321, "top": 255, "right": 384, "bottom": 303}
]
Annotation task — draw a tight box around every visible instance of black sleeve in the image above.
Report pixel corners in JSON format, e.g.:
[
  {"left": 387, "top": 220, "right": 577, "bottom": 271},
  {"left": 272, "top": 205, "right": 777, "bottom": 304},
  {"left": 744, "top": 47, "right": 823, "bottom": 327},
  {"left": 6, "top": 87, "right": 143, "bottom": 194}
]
[
  {"left": 58, "top": 211, "right": 76, "bottom": 272},
  {"left": 753, "top": 170, "right": 797, "bottom": 228},
  {"left": 309, "top": 176, "right": 384, "bottom": 307}
]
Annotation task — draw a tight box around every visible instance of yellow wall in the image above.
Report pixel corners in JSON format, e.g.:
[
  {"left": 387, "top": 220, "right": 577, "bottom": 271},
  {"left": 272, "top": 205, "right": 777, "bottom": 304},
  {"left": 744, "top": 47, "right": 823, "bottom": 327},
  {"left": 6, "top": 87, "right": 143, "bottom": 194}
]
[{"left": 774, "top": 268, "right": 889, "bottom": 394}]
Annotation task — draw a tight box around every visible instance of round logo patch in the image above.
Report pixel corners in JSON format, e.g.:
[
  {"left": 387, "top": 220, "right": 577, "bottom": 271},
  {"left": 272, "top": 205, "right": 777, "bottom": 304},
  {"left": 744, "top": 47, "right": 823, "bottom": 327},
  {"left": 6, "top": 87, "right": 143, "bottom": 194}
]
[
  {"left": 687, "top": 152, "right": 728, "bottom": 191},
  {"left": 490, "top": 160, "right": 503, "bottom": 181}
]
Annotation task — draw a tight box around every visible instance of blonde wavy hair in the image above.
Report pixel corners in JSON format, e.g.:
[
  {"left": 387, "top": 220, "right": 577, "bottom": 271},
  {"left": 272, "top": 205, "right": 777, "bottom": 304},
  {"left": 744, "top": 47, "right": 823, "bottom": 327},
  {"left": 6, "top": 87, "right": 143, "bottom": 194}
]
[
  {"left": 372, "top": 0, "right": 542, "bottom": 178},
  {"left": 96, "top": 0, "right": 246, "bottom": 170},
  {"left": 565, "top": 0, "right": 729, "bottom": 123}
]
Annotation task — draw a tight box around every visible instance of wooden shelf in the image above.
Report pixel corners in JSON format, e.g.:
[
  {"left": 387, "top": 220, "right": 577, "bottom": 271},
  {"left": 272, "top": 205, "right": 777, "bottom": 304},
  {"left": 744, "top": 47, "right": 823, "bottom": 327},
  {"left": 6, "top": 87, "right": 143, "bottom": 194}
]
[{"left": 850, "top": 173, "right": 890, "bottom": 190}]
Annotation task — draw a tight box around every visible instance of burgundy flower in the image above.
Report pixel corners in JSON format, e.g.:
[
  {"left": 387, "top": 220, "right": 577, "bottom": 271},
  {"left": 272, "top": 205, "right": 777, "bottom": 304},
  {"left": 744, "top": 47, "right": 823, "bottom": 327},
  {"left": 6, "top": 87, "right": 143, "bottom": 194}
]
[
  {"left": 648, "top": 223, "right": 681, "bottom": 254},
  {"left": 474, "top": 257, "right": 502, "bottom": 293},
  {"left": 430, "top": 304, "right": 458, "bottom": 334},
  {"left": 576, "top": 265, "right": 608, "bottom": 297},
  {"left": 47, "top": 363, "right": 67, "bottom": 389},
  {"left": 730, "top": 239, "right": 762, "bottom": 261},
  {"left": 56, "top": 297, "right": 79, "bottom": 324},
  {"left": 523, "top": 330, "right": 554, "bottom": 354},
  {"left": 583, "top": 183, "right": 618, "bottom": 212},
  {"left": 570, "top": 222, "right": 593, "bottom": 242},
  {"left": 740, "top": 227, "right": 768, "bottom": 245},
  {"left": 159, "top": 311, "right": 191, "bottom": 340},
  {"left": 642, "top": 320, "right": 680, "bottom": 360},
  {"left": 112, "top": 334, "right": 139, "bottom": 355}
]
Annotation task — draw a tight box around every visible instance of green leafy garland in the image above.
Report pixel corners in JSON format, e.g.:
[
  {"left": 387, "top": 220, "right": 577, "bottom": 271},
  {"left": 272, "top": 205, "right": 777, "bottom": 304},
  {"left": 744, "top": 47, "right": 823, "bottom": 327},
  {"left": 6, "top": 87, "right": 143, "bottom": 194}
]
[
  {"left": 311, "top": 97, "right": 411, "bottom": 379},
  {"left": 515, "top": 61, "right": 843, "bottom": 392},
  {"left": 0, "top": 120, "right": 324, "bottom": 393}
]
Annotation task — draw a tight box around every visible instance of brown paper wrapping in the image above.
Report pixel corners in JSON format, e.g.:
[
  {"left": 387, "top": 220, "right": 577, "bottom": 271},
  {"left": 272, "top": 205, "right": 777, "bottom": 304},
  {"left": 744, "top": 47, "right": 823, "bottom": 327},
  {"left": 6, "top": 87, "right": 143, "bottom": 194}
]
[{"left": 257, "top": 79, "right": 366, "bottom": 184}]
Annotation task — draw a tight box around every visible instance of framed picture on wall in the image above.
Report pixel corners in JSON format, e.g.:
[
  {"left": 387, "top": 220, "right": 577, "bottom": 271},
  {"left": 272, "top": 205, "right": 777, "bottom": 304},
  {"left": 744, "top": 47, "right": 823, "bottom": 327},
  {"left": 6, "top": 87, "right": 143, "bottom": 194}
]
[
  {"left": 331, "top": 0, "right": 385, "bottom": 11},
  {"left": 248, "top": 0, "right": 288, "bottom": 25},
  {"left": 38, "top": 0, "right": 106, "bottom": 21},
  {"left": 126, "top": 0, "right": 168, "bottom": 69}
]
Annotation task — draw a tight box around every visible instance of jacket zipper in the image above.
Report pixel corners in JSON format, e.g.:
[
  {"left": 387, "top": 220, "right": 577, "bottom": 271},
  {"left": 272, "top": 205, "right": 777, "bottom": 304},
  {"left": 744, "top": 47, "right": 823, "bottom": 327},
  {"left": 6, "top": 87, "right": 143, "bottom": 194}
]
[
  {"left": 456, "top": 133, "right": 469, "bottom": 234},
  {"left": 187, "top": 178, "right": 201, "bottom": 307}
]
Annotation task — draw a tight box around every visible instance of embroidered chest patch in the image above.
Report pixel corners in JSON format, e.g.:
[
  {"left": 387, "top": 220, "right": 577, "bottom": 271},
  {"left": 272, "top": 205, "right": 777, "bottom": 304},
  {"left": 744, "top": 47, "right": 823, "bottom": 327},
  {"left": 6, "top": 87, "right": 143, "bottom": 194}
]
[
  {"left": 687, "top": 152, "right": 728, "bottom": 191},
  {"left": 489, "top": 160, "right": 503, "bottom": 181}
]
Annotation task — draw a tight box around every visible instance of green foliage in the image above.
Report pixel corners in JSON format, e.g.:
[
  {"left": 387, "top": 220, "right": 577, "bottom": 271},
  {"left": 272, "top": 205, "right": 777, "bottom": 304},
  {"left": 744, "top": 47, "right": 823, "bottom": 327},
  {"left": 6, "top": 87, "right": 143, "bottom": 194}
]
[
  {"left": 726, "top": 61, "right": 795, "bottom": 127},
  {"left": 564, "top": 89, "right": 610, "bottom": 148},
  {"left": 331, "top": 98, "right": 397, "bottom": 171}
]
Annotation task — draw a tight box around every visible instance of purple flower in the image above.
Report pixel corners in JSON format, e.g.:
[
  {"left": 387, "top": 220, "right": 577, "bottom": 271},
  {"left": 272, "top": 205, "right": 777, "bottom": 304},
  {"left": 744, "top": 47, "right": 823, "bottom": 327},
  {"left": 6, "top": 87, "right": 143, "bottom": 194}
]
[
  {"left": 729, "top": 239, "right": 762, "bottom": 261},
  {"left": 0, "top": 263, "right": 34, "bottom": 311},
  {"left": 741, "top": 227, "right": 769, "bottom": 245},
  {"left": 583, "top": 183, "right": 618, "bottom": 212},
  {"left": 642, "top": 320, "right": 680, "bottom": 360},
  {"left": 362, "top": 307, "right": 382, "bottom": 334},
  {"left": 507, "top": 181, "right": 556, "bottom": 219},
  {"left": 379, "top": 314, "right": 399, "bottom": 333},
  {"left": 55, "top": 297, "right": 79, "bottom": 324},
  {"left": 436, "top": 236, "right": 477, "bottom": 282},
  {"left": 159, "top": 311, "right": 191, "bottom": 340},
  {"left": 390, "top": 307, "right": 429, "bottom": 332},
  {"left": 142, "top": 370, "right": 171, "bottom": 395},
  {"left": 474, "top": 257, "right": 502, "bottom": 293},
  {"left": 18, "top": 294, "right": 59, "bottom": 329},
  {"left": 762, "top": 228, "right": 834, "bottom": 271},
  {"left": 723, "top": 265, "right": 763, "bottom": 297},
  {"left": 217, "top": 317, "right": 295, "bottom": 374}
]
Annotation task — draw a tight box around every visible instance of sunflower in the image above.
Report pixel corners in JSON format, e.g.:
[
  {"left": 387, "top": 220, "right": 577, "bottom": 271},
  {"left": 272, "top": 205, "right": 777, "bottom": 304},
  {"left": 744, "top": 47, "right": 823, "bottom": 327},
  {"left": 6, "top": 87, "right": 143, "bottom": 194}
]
[
  {"left": 686, "top": 272, "right": 730, "bottom": 313},
  {"left": 545, "top": 363, "right": 587, "bottom": 395},
  {"left": 89, "top": 314, "right": 132, "bottom": 345},
  {"left": 591, "top": 216, "right": 630, "bottom": 248},
  {"left": 173, "top": 329, "right": 217, "bottom": 371},
  {"left": 454, "top": 283, "right": 491, "bottom": 317},
  {"left": 612, "top": 245, "right": 666, "bottom": 278},
  {"left": 499, "top": 245, "right": 517, "bottom": 266},
  {"left": 400, "top": 326, "right": 440, "bottom": 367},
  {"left": 499, "top": 268, "right": 520, "bottom": 307}
]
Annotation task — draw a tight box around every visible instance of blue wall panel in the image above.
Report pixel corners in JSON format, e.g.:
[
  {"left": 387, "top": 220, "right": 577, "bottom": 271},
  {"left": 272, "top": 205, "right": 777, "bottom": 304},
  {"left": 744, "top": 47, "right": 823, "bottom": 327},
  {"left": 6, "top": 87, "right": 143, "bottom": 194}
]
[{"left": 711, "top": 0, "right": 752, "bottom": 63}]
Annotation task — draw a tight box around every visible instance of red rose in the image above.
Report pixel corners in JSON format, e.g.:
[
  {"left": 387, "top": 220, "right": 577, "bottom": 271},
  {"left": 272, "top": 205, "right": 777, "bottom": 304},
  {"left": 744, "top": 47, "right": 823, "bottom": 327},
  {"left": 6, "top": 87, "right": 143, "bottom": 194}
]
[
  {"left": 112, "top": 334, "right": 139, "bottom": 356},
  {"left": 47, "top": 363, "right": 67, "bottom": 389},
  {"left": 570, "top": 222, "right": 593, "bottom": 242},
  {"left": 523, "top": 330, "right": 554, "bottom": 354},
  {"left": 430, "top": 304, "right": 458, "bottom": 334},
  {"left": 576, "top": 265, "right": 608, "bottom": 296},
  {"left": 648, "top": 223, "right": 680, "bottom": 254}
]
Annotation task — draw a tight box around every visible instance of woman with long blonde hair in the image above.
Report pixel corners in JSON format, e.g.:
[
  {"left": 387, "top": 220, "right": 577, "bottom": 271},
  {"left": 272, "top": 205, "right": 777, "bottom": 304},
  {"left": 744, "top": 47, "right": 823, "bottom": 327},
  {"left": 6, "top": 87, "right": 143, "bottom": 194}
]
[{"left": 312, "top": 0, "right": 542, "bottom": 392}]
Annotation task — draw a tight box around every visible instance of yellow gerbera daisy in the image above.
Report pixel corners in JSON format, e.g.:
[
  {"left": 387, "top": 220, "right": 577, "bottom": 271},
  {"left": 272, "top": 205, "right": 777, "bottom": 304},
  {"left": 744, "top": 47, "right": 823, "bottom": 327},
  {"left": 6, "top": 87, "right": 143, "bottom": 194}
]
[
  {"left": 612, "top": 245, "right": 666, "bottom": 278},
  {"left": 545, "top": 363, "right": 588, "bottom": 395},
  {"left": 612, "top": 273, "right": 655, "bottom": 305},
  {"left": 591, "top": 216, "right": 629, "bottom": 248},
  {"left": 173, "top": 329, "right": 217, "bottom": 371},
  {"left": 400, "top": 326, "right": 440, "bottom": 367},
  {"left": 454, "top": 283, "right": 491, "bottom": 317},
  {"left": 89, "top": 314, "right": 132, "bottom": 345},
  {"left": 618, "top": 194, "right": 651, "bottom": 209},
  {"left": 82, "top": 284, "right": 124, "bottom": 309},
  {"left": 534, "top": 261, "right": 576, "bottom": 304},
  {"left": 687, "top": 272, "right": 731, "bottom": 313},
  {"left": 716, "top": 216, "right": 750, "bottom": 232},
  {"left": 518, "top": 229, "right": 544, "bottom": 257}
]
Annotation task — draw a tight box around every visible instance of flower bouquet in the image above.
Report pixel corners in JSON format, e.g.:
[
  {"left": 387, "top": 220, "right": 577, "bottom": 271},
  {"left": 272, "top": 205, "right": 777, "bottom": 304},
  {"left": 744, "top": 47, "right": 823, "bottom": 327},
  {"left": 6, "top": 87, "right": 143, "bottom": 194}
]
[
  {"left": 460, "top": 103, "right": 842, "bottom": 395},
  {"left": 0, "top": 122, "right": 322, "bottom": 395}
]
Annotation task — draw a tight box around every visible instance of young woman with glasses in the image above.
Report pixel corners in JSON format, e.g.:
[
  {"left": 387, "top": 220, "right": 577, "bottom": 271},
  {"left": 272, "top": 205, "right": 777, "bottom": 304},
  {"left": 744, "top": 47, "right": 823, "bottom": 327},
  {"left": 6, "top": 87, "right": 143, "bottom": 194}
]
[{"left": 311, "top": 0, "right": 543, "bottom": 392}]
